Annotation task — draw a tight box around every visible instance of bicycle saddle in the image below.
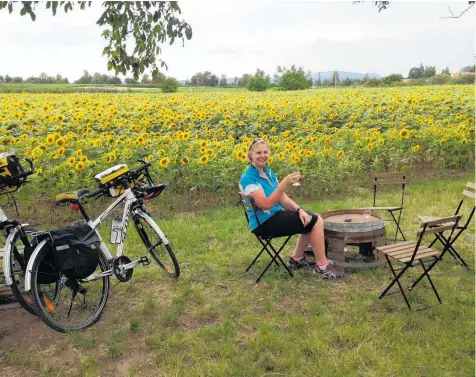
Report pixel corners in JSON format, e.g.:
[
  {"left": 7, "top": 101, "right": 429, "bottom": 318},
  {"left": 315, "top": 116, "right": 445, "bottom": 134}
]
[{"left": 56, "top": 188, "right": 90, "bottom": 204}]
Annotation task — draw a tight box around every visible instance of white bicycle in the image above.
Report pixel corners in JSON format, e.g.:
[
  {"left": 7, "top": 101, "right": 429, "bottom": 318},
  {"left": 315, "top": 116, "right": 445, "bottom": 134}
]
[
  {"left": 24, "top": 161, "right": 180, "bottom": 332},
  {"left": 1, "top": 153, "right": 45, "bottom": 316}
]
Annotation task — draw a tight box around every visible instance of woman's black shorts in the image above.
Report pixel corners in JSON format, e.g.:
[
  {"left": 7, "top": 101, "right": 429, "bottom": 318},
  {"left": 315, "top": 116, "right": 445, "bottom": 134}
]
[{"left": 252, "top": 210, "right": 319, "bottom": 238}]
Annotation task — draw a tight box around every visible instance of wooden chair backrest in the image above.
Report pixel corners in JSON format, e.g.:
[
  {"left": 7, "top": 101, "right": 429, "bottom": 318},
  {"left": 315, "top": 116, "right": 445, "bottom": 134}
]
[
  {"left": 462, "top": 182, "right": 475, "bottom": 201},
  {"left": 372, "top": 172, "right": 407, "bottom": 207},
  {"left": 372, "top": 172, "right": 407, "bottom": 186},
  {"left": 417, "top": 215, "right": 462, "bottom": 237}
]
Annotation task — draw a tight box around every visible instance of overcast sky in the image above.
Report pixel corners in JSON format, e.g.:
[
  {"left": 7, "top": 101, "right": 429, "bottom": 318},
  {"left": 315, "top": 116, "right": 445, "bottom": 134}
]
[{"left": 0, "top": 1, "right": 474, "bottom": 81}]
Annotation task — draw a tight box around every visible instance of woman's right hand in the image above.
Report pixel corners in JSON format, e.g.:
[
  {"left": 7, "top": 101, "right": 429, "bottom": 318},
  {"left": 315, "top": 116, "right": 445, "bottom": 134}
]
[{"left": 283, "top": 172, "right": 301, "bottom": 186}]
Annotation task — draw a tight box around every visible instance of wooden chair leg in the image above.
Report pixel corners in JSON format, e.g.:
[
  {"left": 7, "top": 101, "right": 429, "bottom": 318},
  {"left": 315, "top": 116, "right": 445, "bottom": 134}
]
[
  {"left": 409, "top": 257, "right": 439, "bottom": 291},
  {"left": 379, "top": 255, "right": 412, "bottom": 310},
  {"left": 389, "top": 209, "right": 406, "bottom": 242},
  {"left": 418, "top": 260, "right": 442, "bottom": 304},
  {"left": 435, "top": 232, "right": 469, "bottom": 269}
]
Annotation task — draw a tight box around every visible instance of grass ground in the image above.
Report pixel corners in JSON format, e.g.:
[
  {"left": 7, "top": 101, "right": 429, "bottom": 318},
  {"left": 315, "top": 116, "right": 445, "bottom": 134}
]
[{"left": 0, "top": 174, "right": 474, "bottom": 377}]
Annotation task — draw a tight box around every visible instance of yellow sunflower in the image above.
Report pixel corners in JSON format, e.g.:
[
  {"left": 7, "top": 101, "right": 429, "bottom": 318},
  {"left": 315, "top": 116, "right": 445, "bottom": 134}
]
[
  {"left": 159, "top": 157, "right": 170, "bottom": 168},
  {"left": 46, "top": 135, "right": 55, "bottom": 145},
  {"left": 399, "top": 129, "right": 410, "bottom": 138}
]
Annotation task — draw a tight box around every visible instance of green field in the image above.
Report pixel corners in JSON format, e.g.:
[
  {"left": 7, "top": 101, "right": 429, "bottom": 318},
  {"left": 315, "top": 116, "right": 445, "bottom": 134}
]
[{"left": 0, "top": 173, "right": 474, "bottom": 377}]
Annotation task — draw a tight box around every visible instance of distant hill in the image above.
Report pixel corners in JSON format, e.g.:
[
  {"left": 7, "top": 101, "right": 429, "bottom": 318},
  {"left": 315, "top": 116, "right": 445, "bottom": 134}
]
[{"left": 310, "top": 71, "right": 381, "bottom": 81}]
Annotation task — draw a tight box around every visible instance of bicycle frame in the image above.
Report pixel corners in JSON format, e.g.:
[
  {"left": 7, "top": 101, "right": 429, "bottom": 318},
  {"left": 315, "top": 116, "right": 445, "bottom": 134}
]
[
  {"left": 89, "top": 188, "right": 135, "bottom": 261},
  {"left": 0, "top": 206, "right": 8, "bottom": 225},
  {"left": 1, "top": 206, "right": 31, "bottom": 286}
]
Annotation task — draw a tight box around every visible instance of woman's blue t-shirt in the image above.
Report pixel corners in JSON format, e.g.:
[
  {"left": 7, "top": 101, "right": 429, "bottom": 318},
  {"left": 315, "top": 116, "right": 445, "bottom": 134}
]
[{"left": 239, "top": 165, "right": 283, "bottom": 231}]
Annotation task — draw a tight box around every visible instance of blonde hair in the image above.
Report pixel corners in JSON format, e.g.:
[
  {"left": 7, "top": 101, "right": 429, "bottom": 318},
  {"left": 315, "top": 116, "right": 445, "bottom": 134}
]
[{"left": 247, "top": 138, "right": 269, "bottom": 162}]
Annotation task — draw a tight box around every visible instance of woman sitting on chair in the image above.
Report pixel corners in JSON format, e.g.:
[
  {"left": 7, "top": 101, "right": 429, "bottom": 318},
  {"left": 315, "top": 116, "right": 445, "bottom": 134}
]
[{"left": 239, "top": 138, "right": 344, "bottom": 279}]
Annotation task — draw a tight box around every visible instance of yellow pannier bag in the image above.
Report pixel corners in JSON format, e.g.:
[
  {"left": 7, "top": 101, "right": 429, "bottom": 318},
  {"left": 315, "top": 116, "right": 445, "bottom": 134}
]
[
  {"left": 94, "top": 164, "right": 130, "bottom": 197},
  {"left": 0, "top": 152, "right": 26, "bottom": 194}
]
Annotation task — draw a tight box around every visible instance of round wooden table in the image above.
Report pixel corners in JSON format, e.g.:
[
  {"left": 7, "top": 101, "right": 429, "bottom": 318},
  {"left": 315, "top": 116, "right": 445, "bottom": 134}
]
[{"left": 321, "top": 209, "right": 387, "bottom": 269}]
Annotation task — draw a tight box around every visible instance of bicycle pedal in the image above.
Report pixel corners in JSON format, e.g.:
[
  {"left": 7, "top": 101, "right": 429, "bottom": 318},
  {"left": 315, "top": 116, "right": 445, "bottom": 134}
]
[{"left": 140, "top": 256, "right": 151, "bottom": 266}]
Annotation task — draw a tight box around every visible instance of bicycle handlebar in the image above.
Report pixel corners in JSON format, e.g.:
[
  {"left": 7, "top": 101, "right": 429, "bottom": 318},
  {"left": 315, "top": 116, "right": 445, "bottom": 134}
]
[
  {"left": 16, "top": 158, "right": 35, "bottom": 179},
  {"left": 128, "top": 160, "right": 152, "bottom": 180},
  {"left": 85, "top": 188, "right": 103, "bottom": 199},
  {"left": 83, "top": 160, "right": 153, "bottom": 201}
]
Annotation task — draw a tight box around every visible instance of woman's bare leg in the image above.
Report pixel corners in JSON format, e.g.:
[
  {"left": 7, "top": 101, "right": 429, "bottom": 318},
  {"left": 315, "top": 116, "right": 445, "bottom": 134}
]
[
  {"left": 290, "top": 233, "right": 310, "bottom": 259},
  {"left": 309, "top": 217, "right": 328, "bottom": 265}
]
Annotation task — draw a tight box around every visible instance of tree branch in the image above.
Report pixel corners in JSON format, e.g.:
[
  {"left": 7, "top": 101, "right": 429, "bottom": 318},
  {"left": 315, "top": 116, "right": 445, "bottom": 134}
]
[{"left": 440, "top": 2, "right": 474, "bottom": 19}]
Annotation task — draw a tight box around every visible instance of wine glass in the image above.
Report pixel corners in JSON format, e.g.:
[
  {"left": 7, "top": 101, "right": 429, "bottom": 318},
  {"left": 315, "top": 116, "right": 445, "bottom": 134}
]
[
  {"left": 363, "top": 208, "right": 371, "bottom": 222},
  {"left": 292, "top": 171, "right": 301, "bottom": 186}
]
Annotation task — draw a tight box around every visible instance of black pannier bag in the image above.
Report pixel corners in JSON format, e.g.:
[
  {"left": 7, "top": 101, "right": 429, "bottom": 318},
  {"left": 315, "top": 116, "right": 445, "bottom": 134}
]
[
  {"left": 23, "top": 241, "right": 59, "bottom": 285},
  {"left": 48, "top": 224, "right": 101, "bottom": 280}
]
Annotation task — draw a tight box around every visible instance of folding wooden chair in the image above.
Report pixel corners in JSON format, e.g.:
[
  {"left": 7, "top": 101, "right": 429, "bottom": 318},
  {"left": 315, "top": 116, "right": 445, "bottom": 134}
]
[
  {"left": 239, "top": 193, "right": 294, "bottom": 283},
  {"left": 368, "top": 173, "right": 407, "bottom": 243},
  {"left": 416, "top": 182, "right": 475, "bottom": 272},
  {"left": 376, "top": 215, "right": 462, "bottom": 311}
]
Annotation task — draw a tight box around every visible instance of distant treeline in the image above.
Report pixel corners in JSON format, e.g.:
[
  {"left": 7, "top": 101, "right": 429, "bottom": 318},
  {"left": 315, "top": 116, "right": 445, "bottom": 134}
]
[
  {"left": 0, "top": 72, "right": 69, "bottom": 84},
  {"left": 1, "top": 64, "right": 474, "bottom": 91}
]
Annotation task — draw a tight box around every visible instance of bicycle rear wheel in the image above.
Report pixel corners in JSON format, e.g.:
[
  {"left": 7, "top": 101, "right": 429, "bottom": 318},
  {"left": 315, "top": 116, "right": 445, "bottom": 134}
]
[
  {"left": 30, "top": 243, "right": 110, "bottom": 332},
  {"left": 133, "top": 213, "right": 180, "bottom": 278},
  {"left": 8, "top": 227, "right": 39, "bottom": 315}
]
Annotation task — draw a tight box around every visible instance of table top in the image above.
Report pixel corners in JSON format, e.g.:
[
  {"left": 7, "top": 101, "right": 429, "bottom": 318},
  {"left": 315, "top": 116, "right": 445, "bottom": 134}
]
[{"left": 322, "top": 209, "right": 385, "bottom": 232}]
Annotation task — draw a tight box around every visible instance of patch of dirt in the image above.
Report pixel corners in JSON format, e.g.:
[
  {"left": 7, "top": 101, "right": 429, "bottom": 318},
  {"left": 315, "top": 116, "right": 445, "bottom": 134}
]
[
  {"left": 178, "top": 311, "right": 221, "bottom": 331},
  {"left": 0, "top": 365, "right": 40, "bottom": 377},
  {"left": 0, "top": 307, "right": 61, "bottom": 350},
  {"left": 0, "top": 307, "right": 68, "bottom": 377},
  {"left": 114, "top": 352, "right": 151, "bottom": 377}
]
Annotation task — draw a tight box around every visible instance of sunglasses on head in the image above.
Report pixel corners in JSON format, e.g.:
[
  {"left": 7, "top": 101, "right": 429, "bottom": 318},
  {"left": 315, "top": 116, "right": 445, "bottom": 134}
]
[{"left": 248, "top": 138, "right": 266, "bottom": 150}]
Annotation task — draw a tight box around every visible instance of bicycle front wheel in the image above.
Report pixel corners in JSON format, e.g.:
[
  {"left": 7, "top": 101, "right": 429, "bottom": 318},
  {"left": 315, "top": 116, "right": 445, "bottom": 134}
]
[
  {"left": 133, "top": 213, "right": 180, "bottom": 278},
  {"left": 30, "top": 243, "right": 110, "bottom": 333},
  {"left": 8, "top": 227, "right": 38, "bottom": 316}
]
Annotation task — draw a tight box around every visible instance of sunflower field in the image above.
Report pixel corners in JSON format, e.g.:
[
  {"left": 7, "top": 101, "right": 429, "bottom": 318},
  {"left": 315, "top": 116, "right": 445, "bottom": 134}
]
[{"left": 0, "top": 86, "right": 474, "bottom": 197}]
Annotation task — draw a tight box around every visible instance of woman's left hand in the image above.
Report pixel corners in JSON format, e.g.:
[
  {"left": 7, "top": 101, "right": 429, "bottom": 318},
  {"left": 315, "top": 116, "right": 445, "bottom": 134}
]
[{"left": 298, "top": 209, "right": 311, "bottom": 226}]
